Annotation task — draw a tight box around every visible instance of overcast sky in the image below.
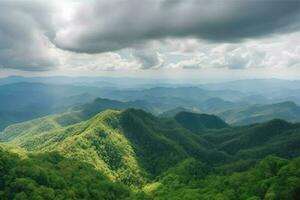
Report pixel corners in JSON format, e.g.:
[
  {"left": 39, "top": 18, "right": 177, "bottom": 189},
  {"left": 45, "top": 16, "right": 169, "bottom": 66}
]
[{"left": 1, "top": 0, "right": 300, "bottom": 81}]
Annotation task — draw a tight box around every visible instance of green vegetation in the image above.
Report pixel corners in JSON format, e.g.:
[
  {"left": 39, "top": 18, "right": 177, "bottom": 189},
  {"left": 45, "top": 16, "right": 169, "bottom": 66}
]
[
  {"left": 0, "top": 147, "right": 146, "bottom": 200},
  {"left": 1, "top": 108, "right": 300, "bottom": 199},
  {"left": 148, "top": 156, "right": 300, "bottom": 200},
  {"left": 175, "top": 111, "right": 229, "bottom": 134},
  {"left": 202, "top": 119, "right": 300, "bottom": 159}
]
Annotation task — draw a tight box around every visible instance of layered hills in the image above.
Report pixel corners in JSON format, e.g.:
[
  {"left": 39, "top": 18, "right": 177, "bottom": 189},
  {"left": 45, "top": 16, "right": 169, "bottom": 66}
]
[
  {"left": 220, "top": 101, "right": 300, "bottom": 125},
  {"left": 1, "top": 108, "right": 300, "bottom": 199}
]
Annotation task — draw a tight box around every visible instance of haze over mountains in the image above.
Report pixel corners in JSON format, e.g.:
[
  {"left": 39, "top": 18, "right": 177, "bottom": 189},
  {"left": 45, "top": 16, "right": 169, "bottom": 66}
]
[
  {"left": 1, "top": 76, "right": 300, "bottom": 130},
  {"left": 1, "top": 76, "right": 300, "bottom": 199}
]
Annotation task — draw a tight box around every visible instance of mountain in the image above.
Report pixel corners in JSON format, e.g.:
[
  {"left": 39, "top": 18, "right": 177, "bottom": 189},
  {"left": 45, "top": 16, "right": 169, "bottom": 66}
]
[
  {"left": 197, "top": 97, "right": 236, "bottom": 113},
  {"left": 220, "top": 101, "right": 300, "bottom": 125},
  {"left": 0, "top": 109, "right": 226, "bottom": 185},
  {"left": 201, "top": 79, "right": 300, "bottom": 93},
  {"left": 1, "top": 108, "right": 300, "bottom": 199},
  {"left": 0, "top": 82, "right": 106, "bottom": 130},
  {"left": 102, "top": 86, "right": 244, "bottom": 102},
  {"left": 0, "top": 81, "right": 244, "bottom": 131},
  {"left": 0, "top": 97, "right": 156, "bottom": 142},
  {"left": 158, "top": 107, "right": 193, "bottom": 118},
  {"left": 174, "top": 111, "right": 229, "bottom": 133},
  {"left": 73, "top": 97, "right": 155, "bottom": 117},
  {"left": 202, "top": 119, "right": 300, "bottom": 159},
  {"left": 0, "top": 75, "right": 185, "bottom": 88}
]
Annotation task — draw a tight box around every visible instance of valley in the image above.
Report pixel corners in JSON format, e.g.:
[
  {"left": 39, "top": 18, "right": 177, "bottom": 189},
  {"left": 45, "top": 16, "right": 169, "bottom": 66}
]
[{"left": 0, "top": 78, "right": 300, "bottom": 199}]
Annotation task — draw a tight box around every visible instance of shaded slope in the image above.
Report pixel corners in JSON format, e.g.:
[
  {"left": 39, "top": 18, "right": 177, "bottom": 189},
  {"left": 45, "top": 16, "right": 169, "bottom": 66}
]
[
  {"left": 175, "top": 111, "right": 229, "bottom": 134},
  {"left": 119, "top": 109, "right": 228, "bottom": 175},
  {"left": 203, "top": 119, "right": 300, "bottom": 160}
]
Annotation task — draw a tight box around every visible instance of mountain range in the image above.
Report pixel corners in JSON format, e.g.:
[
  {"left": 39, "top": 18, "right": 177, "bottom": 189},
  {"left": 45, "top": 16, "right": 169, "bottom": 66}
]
[
  {"left": 1, "top": 108, "right": 300, "bottom": 199},
  {"left": 220, "top": 101, "right": 300, "bottom": 125}
]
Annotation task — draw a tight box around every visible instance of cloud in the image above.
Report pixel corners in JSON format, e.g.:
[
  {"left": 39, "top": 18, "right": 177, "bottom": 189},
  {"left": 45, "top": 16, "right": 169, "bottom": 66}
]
[
  {"left": 54, "top": 0, "right": 300, "bottom": 53},
  {"left": 60, "top": 50, "right": 139, "bottom": 71},
  {"left": 0, "top": 0, "right": 58, "bottom": 71},
  {"left": 162, "top": 31, "right": 300, "bottom": 70},
  {"left": 1, "top": 0, "right": 300, "bottom": 72},
  {"left": 132, "top": 49, "right": 162, "bottom": 69}
]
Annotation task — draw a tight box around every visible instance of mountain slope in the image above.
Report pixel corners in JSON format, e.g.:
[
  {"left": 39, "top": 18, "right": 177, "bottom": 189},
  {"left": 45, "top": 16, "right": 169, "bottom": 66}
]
[
  {"left": 220, "top": 101, "right": 300, "bottom": 125},
  {"left": 147, "top": 155, "right": 300, "bottom": 200},
  {"left": 0, "top": 147, "right": 142, "bottom": 200},
  {"left": 2, "top": 110, "right": 148, "bottom": 185},
  {"left": 0, "top": 97, "right": 156, "bottom": 142},
  {"left": 2, "top": 108, "right": 300, "bottom": 199},
  {"left": 202, "top": 119, "right": 300, "bottom": 160},
  {"left": 1, "top": 109, "right": 227, "bottom": 185},
  {"left": 174, "top": 111, "right": 229, "bottom": 133}
]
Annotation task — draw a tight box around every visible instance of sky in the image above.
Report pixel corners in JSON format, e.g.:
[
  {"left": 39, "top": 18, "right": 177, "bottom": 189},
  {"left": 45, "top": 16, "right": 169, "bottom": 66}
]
[{"left": 1, "top": 0, "right": 300, "bottom": 81}]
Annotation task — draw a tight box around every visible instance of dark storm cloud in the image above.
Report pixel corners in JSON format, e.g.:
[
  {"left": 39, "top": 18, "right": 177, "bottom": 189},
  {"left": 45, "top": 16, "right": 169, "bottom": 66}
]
[
  {"left": 54, "top": 0, "right": 300, "bottom": 53},
  {"left": 2, "top": 0, "right": 300, "bottom": 71},
  {"left": 0, "top": 0, "right": 58, "bottom": 71}
]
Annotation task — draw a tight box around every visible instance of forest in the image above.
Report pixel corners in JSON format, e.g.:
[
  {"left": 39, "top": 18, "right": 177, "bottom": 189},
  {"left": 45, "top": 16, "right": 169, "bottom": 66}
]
[{"left": 1, "top": 107, "right": 300, "bottom": 199}]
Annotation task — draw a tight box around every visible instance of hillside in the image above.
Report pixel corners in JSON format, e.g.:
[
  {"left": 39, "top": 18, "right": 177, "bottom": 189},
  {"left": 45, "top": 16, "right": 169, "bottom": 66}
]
[
  {"left": 202, "top": 119, "right": 300, "bottom": 160},
  {"left": 0, "top": 98, "right": 156, "bottom": 142},
  {"left": 1, "top": 109, "right": 226, "bottom": 185},
  {"left": 1, "top": 109, "right": 300, "bottom": 199},
  {"left": 146, "top": 155, "right": 300, "bottom": 199},
  {"left": 0, "top": 147, "right": 143, "bottom": 200},
  {"left": 175, "top": 112, "right": 229, "bottom": 133},
  {"left": 220, "top": 101, "right": 300, "bottom": 125}
]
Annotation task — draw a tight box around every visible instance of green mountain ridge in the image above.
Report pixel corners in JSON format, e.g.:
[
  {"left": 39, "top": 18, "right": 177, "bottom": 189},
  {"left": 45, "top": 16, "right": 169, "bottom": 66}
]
[
  {"left": 1, "top": 109, "right": 226, "bottom": 185},
  {"left": 1, "top": 108, "right": 300, "bottom": 199}
]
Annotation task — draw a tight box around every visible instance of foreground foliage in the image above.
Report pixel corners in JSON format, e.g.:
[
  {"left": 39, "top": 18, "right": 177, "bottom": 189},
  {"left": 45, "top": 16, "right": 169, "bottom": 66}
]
[
  {"left": 0, "top": 148, "right": 148, "bottom": 200},
  {"left": 148, "top": 156, "right": 300, "bottom": 200}
]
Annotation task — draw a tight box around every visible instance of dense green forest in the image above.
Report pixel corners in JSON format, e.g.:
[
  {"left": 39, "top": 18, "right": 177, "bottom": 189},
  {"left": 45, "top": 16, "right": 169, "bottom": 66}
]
[{"left": 1, "top": 108, "right": 300, "bottom": 199}]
